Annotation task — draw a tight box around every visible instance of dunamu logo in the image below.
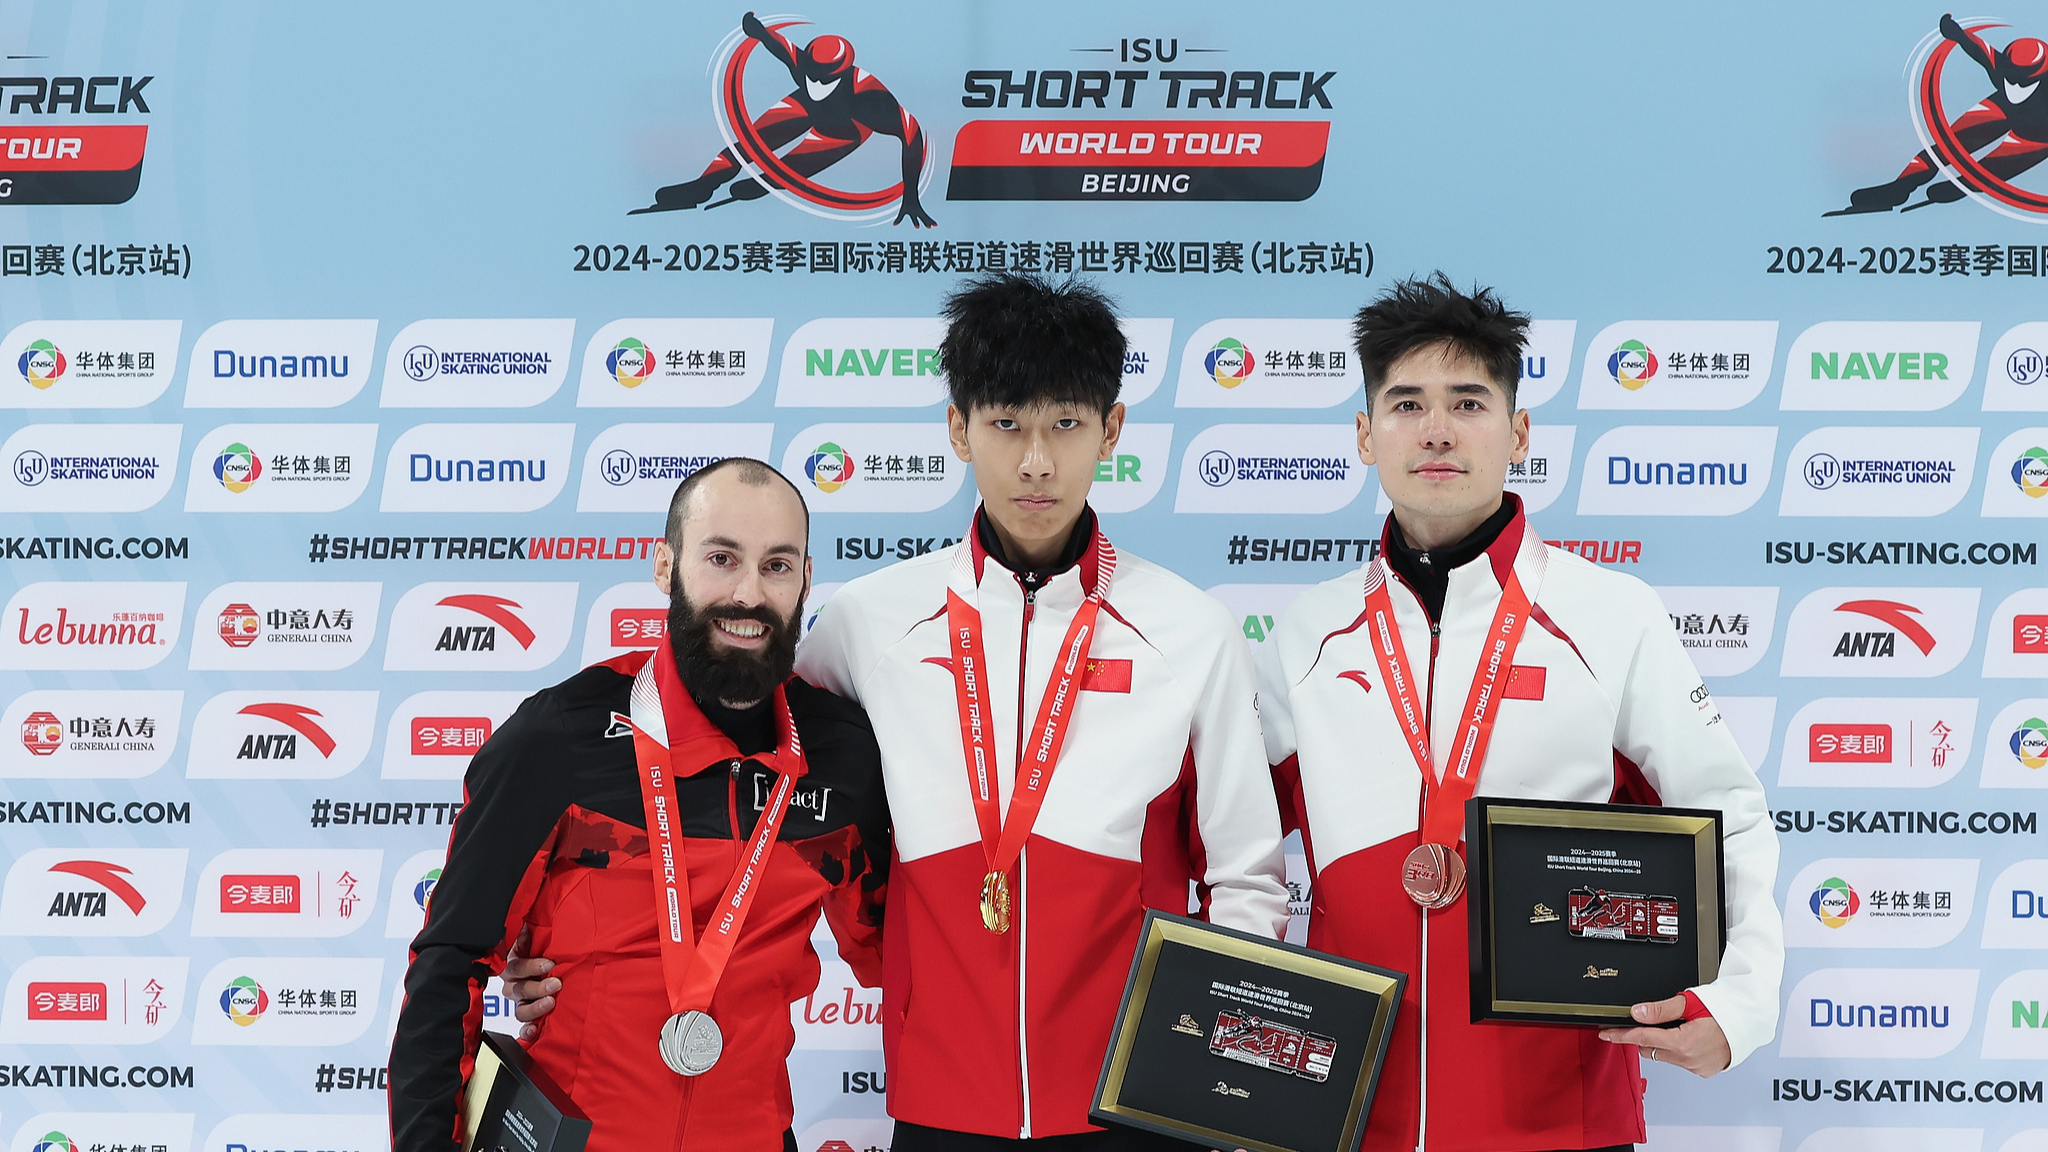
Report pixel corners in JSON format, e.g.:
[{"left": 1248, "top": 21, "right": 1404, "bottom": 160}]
[
  {"left": 1606, "top": 457, "right": 1751, "bottom": 486},
  {"left": 212, "top": 350, "right": 351, "bottom": 379},
  {"left": 408, "top": 455, "right": 547, "bottom": 483},
  {"left": 1807, "top": 997, "right": 1952, "bottom": 1029}
]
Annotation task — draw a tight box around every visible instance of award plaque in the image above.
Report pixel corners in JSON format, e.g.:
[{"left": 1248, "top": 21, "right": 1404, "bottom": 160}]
[
  {"left": 462, "top": 1031, "right": 592, "bottom": 1152},
  {"left": 1092, "top": 911, "right": 1405, "bottom": 1152},
  {"left": 1466, "top": 796, "right": 1725, "bottom": 1026}
]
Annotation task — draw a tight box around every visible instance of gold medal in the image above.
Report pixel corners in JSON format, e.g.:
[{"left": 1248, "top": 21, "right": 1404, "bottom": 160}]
[
  {"left": 1400, "top": 843, "right": 1466, "bottom": 909},
  {"left": 979, "top": 870, "right": 1010, "bottom": 933}
]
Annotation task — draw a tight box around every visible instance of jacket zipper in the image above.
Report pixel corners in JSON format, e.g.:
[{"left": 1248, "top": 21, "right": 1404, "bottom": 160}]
[
  {"left": 1418, "top": 614, "right": 1440, "bottom": 1152},
  {"left": 1015, "top": 577, "right": 1040, "bottom": 1138}
]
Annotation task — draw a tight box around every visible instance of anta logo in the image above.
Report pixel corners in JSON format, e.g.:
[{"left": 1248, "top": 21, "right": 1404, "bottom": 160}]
[
  {"left": 433, "top": 594, "right": 536, "bottom": 652},
  {"left": 43, "top": 859, "right": 148, "bottom": 918},
  {"left": 1832, "top": 599, "right": 1937, "bottom": 657},
  {"left": 234, "top": 702, "right": 337, "bottom": 761}
]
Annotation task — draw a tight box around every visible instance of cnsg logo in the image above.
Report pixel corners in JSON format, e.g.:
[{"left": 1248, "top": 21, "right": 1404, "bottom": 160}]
[
  {"left": 0, "top": 423, "right": 181, "bottom": 512},
  {"left": 1575, "top": 321, "right": 1777, "bottom": 409},
  {"left": 384, "top": 849, "right": 446, "bottom": 939},
  {"left": 1982, "top": 859, "right": 2048, "bottom": 950},
  {"left": 1575, "top": 425, "right": 1777, "bottom": 516},
  {"left": 1779, "top": 967, "right": 1979, "bottom": 1058},
  {"left": 1988, "top": 322, "right": 2048, "bottom": 410},
  {"left": 384, "top": 582, "right": 578, "bottom": 672},
  {"left": 0, "top": 954, "right": 189, "bottom": 1043},
  {"left": 1985, "top": 588, "right": 2048, "bottom": 678},
  {"left": 1, "top": 689, "right": 181, "bottom": 779},
  {"left": 1649, "top": 586, "right": 1780, "bottom": 677},
  {"left": 183, "top": 423, "right": 378, "bottom": 513},
  {"left": 1983, "top": 428, "right": 2048, "bottom": 516},
  {"left": 775, "top": 317, "right": 946, "bottom": 407},
  {"left": 1172, "top": 319, "right": 1361, "bottom": 408},
  {"left": 191, "top": 849, "right": 382, "bottom": 938},
  {"left": 186, "top": 691, "right": 377, "bottom": 780},
  {"left": 190, "top": 956, "right": 383, "bottom": 1045},
  {"left": 1982, "top": 969, "right": 2048, "bottom": 1059},
  {"left": 0, "top": 582, "right": 186, "bottom": 671},
  {"left": 1776, "top": 697, "right": 1975, "bottom": 788},
  {"left": 1783, "top": 857, "right": 1978, "bottom": 948},
  {"left": 378, "top": 318, "right": 575, "bottom": 408},
  {"left": 1173, "top": 424, "right": 1365, "bottom": 514},
  {"left": 188, "top": 582, "right": 380, "bottom": 672},
  {"left": 575, "top": 422, "right": 774, "bottom": 513},
  {"left": 380, "top": 422, "right": 574, "bottom": 513},
  {"left": 1, "top": 320, "right": 182, "bottom": 408},
  {"left": 1781, "top": 321, "right": 1980, "bottom": 411},
  {"left": 575, "top": 318, "right": 774, "bottom": 407},
  {"left": 1779, "top": 587, "right": 1980, "bottom": 677},
  {"left": 1780, "top": 426, "right": 1979, "bottom": 517},
  {"left": 184, "top": 318, "right": 378, "bottom": 408},
  {"left": 778, "top": 423, "right": 964, "bottom": 512},
  {"left": 0, "top": 848, "right": 187, "bottom": 936},
  {"left": 381, "top": 690, "right": 529, "bottom": 779},
  {"left": 1980, "top": 700, "right": 2048, "bottom": 788}
]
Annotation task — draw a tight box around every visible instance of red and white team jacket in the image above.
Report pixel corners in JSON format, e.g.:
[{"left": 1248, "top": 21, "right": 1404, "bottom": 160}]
[
  {"left": 796, "top": 511, "right": 1290, "bottom": 1139},
  {"left": 1255, "top": 502, "right": 1782, "bottom": 1152}
]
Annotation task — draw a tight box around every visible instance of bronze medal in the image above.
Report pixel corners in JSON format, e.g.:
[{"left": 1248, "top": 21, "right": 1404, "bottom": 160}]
[
  {"left": 1400, "top": 843, "right": 1466, "bottom": 909},
  {"left": 979, "top": 870, "right": 1011, "bottom": 933}
]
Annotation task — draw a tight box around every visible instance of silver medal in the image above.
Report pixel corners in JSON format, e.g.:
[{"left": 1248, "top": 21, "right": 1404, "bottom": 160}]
[{"left": 658, "top": 1009, "right": 723, "bottom": 1076}]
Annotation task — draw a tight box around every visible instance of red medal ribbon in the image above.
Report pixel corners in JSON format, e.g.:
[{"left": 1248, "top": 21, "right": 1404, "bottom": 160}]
[
  {"left": 1362, "top": 558, "right": 1533, "bottom": 850},
  {"left": 630, "top": 645, "right": 810, "bottom": 1016}
]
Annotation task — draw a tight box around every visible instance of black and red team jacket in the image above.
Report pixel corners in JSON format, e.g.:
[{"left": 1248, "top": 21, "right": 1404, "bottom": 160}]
[{"left": 389, "top": 649, "right": 889, "bottom": 1152}]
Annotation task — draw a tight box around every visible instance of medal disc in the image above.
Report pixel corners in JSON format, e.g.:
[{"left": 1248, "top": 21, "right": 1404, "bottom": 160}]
[
  {"left": 979, "top": 870, "right": 1010, "bottom": 933},
  {"left": 658, "top": 1009, "right": 723, "bottom": 1077},
  {"left": 1400, "top": 843, "right": 1466, "bottom": 909}
]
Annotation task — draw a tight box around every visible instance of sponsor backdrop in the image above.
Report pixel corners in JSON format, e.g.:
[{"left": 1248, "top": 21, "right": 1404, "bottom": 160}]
[{"left": 2, "top": 3, "right": 2047, "bottom": 1151}]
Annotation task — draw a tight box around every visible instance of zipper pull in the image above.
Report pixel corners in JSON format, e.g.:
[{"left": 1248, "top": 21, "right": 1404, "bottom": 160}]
[
  {"left": 729, "top": 758, "right": 742, "bottom": 777},
  {"left": 1430, "top": 622, "right": 1440, "bottom": 638}
]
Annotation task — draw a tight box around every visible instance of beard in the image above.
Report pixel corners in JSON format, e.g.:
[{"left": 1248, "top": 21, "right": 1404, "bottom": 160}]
[{"left": 666, "top": 583, "right": 804, "bottom": 709}]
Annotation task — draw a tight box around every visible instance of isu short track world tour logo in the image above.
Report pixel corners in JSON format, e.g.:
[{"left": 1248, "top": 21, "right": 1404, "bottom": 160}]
[
  {"left": 632, "top": 11, "right": 936, "bottom": 227},
  {"left": 1831, "top": 13, "right": 2048, "bottom": 219}
]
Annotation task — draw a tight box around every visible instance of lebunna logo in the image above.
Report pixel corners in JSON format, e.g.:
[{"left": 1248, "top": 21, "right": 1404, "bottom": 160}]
[
  {"left": 212, "top": 442, "right": 262, "bottom": 492},
  {"left": 1205, "top": 339, "right": 1256, "bottom": 388},
  {"left": 32, "top": 1133, "right": 80, "bottom": 1152},
  {"left": 805, "top": 441, "right": 856, "bottom": 492},
  {"left": 219, "top": 974, "right": 269, "bottom": 1025},
  {"left": 1830, "top": 14, "right": 2048, "bottom": 219},
  {"left": 2015, "top": 445, "right": 2048, "bottom": 495},
  {"left": 1607, "top": 340, "right": 1660, "bottom": 390},
  {"left": 607, "top": 338, "right": 655, "bottom": 387},
  {"left": 19, "top": 339, "right": 66, "bottom": 388},
  {"left": 2013, "top": 716, "right": 2048, "bottom": 768},
  {"left": 413, "top": 867, "right": 441, "bottom": 912},
  {"left": 629, "top": 11, "right": 936, "bottom": 227},
  {"left": 1810, "top": 876, "right": 1863, "bottom": 927}
]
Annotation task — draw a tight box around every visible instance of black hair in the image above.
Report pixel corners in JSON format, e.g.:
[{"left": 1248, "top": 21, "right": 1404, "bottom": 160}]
[
  {"left": 938, "top": 271, "right": 1125, "bottom": 417},
  {"left": 1352, "top": 273, "right": 1530, "bottom": 410},
  {"left": 664, "top": 457, "right": 808, "bottom": 555}
]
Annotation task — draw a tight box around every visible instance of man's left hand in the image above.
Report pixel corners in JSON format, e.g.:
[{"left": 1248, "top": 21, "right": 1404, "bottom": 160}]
[{"left": 1597, "top": 994, "right": 1730, "bottom": 1077}]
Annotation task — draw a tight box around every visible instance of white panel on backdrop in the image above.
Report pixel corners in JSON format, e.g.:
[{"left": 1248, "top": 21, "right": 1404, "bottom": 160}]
[
  {"left": 188, "top": 582, "right": 381, "bottom": 671},
  {"left": 186, "top": 690, "right": 377, "bottom": 779},
  {"left": 1984, "top": 321, "right": 2048, "bottom": 410},
  {"left": 200, "top": 1115, "right": 388, "bottom": 1152},
  {"left": 191, "top": 849, "right": 382, "bottom": 938},
  {"left": 1716, "top": 697, "right": 1778, "bottom": 771},
  {"left": 1778, "top": 588, "right": 1980, "bottom": 677},
  {"left": 0, "top": 320, "right": 182, "bottom": 408},
  {"left": 1981, "top": 970, "right": 2048, "bottom": 1058},
  {"left": 775, "top": 317, "right": 947, "bottom": 406},
  {"left": 1513, "top": 320, "right": 1577, "bottom": 409},
  {"left": 1981, "top": 427, "right": 2048, "bottom": 515},
  {"left": 1979, "top": 700, "right": 2048, "bottom": 788},
  {"left": 384, "top": 849, "right": 445, "bottom": 940},
  {"left": 778, "top": 423, "right": 964, "bottom": 512},
  {"left": 1, "top": 423, "right": 180, "bottom": 511},
  {"left": 582, "top": 580, "right": 668, "bottom": 666},
  {"left": 1983, "top": 588, "right": 2048, "bottom": 678},
  {"left": 1172, "top": 423, "right": 1365, "bottom": 513},
  {"left": 382, "top": 691, "right": 534, "bottom": 779},
  {"left": 0, "top": 582, "right": 185, "bottom": 670},
  {"left": 1776, "top": 698, "right": 1976, "bottom": 787},
  {"left": 1649, "top": 587, "right": 1779, "bottom": 676},
  {"left": 0, "top": 849, "right": 187, "bottom": 937},
  {"left": 379, "top": 318, "right": 574, "bottom": 407},
  {"left": 0, "top": 689, "right": 181, "bottom": 778},
  {"left": 791, "top": 920, "right": 882, "bottom": 1050},
  {"left": 1781, "top": 857, "right": 1978, "bottom": 948},
  {"left": 2001, "top": 1134, "right": 2048, "bottom": 1152},
  {"left": 1777, "top": 427, "right": 1979, "bottom": 517},
  {"left": 1779, "top": 968, "right": 1978, "bottom": 1058},
  {"left": 189, "top": 957, "right": 383, "bottom": 1045},
  {"left": 1173, "top": 319, "right": 1361, "bottom": 408},
  {"left": 184, "top": 319, "right": 377, "bottom": 408},
  {"left": 1575, "top": 321, "right": 1778, "bottom": 409},
  {"left": 1116, "top": 318, "right": 1174, "bottom": 406},
  {"left": 1090, "top": 422, "right": 1171, "bottom": 513},
  {"left": 1982, "top": 860, "right": 2048, "bottom": 950},
  {"left": 1793, "top": 1131, "right": 1980, "bottom": 1152},
  {"left": 9, "top": 1116, "right": 195, "bottom": 1152},
  {"left": 576, "top": 318, "right": 774, "bottom": 407},
  {"left": 183, "top": 423, "right": 378, "bottom": 512},
  {"left": 0, "top": 957, "right": 188, "bottom": 1043},
  {"left": 575, "top": 422, "right": 776, "bottom": 512},
  {"left": 1642, "top": 1128, "right": 1781, "bottom": 1152},
  {"left": 1780, "top": 321, "right": 1980, "bottom": 410},
  {"left": 1376, "top": 425, "right": 1574, "bottom": 515},
  {"left": 378, "top": 423, "right": 573, "bottom": 512},
  {"left": 1575, "top": 426, "right": 1776, "bottom": 515},
  {"left": 384, "top": 582, "right": 578, "bottom": 672},
  {"left": 1205, "top": 583, "right": 1313, "bottom": 651}
]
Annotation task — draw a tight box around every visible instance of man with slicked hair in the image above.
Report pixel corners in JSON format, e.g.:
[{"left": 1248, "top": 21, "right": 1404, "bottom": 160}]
[{"left": 389, "top": 458, "right": 890, "bottom": 1152}]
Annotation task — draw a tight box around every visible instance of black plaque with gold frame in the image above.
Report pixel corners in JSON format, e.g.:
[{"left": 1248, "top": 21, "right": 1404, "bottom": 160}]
[
  {"left": 462, "top": 1030, "right": 592, "bottom": 1152},
  {"left": 1466, "top": 796, "right": 1724, "bottom": 1026},
  {"left": 1091, "top": 911, "right": 1404, "bottom": 1152}
]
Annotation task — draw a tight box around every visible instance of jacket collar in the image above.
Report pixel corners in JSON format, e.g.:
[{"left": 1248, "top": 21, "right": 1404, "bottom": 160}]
[{"left": 631, "top": 639, "right": 780, "bottom": 776}]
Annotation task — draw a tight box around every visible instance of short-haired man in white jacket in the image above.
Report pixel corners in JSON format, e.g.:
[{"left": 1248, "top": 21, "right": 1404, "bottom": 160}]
[{"left": 1255, "top": 274, "right": 1783, "bottom": 1152}]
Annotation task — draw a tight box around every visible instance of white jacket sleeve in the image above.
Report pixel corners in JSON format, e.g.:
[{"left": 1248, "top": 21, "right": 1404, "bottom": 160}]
[
  {"left": 1252, "top": 629, "right": 1299, "bottom": 767},
  {"left": 1185, "top": 607, "right": 1291, "bottom": 940},
  {"left": 793, "top": 591, "right": 866, "bottom": 702},
  {"left": 1610, "top": 582, "right": 1783, "bottom": 1068}
]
